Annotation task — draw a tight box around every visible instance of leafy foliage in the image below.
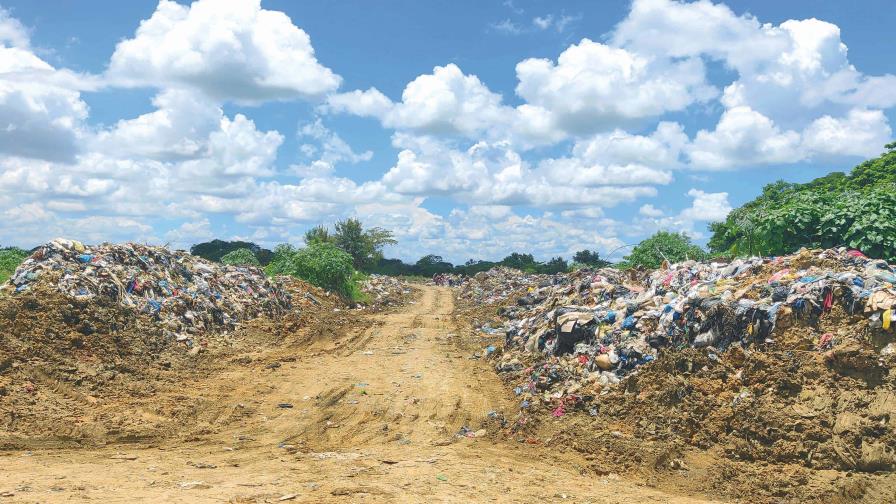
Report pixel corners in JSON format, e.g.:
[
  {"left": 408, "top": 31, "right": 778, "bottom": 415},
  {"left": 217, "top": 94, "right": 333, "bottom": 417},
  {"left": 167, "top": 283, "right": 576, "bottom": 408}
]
[
  {"left": 303, "top": 225, "right": 331, "bottom": 245},
  {"left": 304, "top": 219, "right": 397, "bottom": 271},
  {"left": 265, "top": 243, "right": 358, "bottom": 299},
  {"left": 537, "top": 256, "right": 568, "bottom": 274},
  {"left": 413, "top": 254, "right": 455, "bottom": 277},
  {"left": 623, "top": 231, "right": 707, "bottom": 269},
  {"left": 573, "top": 249, "right": 611, "bottom": 268},
  {"left": 190, "top": 240, "right": 273, "bottom": 265},
  {"left": 0, "top": 247, "right": 29, "bottom": 283},
  {"left": 500, "top": 253, "right": 537, "bottom": 272},
  {"left": 709, "top": 148, "right": 896, "bottom": 260},
  {"left": 220, "top": 248, "right": 261, "bottom": 267}
]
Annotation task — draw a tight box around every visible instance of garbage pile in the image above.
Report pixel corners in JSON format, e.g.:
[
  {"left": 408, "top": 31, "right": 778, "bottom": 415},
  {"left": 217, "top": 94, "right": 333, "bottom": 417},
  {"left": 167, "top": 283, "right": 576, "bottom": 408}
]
[
  {"left": 432, "top": 273, "right": 466, "bottom": 287},
  {"left": 4, "top": 238, "right": 291, "bottom": 345},
  {"left": 489, "top": 248, "right": 895, "bottom": 408},
  {"left": 361, "top": 274, "right": 413, "bottom": 309},
  {"left": 453, "top": 267, "right": 550, "bottom": 305}
]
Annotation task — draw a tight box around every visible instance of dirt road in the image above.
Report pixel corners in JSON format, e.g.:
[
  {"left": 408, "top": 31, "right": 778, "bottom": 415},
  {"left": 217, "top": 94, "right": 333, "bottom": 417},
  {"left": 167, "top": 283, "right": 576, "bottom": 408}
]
[{"left": 0, "top": 287, "right": 718, "bottom": 503}]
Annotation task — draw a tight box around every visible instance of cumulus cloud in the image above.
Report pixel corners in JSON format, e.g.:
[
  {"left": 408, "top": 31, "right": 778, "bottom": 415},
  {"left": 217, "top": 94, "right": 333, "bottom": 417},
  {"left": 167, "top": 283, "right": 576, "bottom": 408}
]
[
  {"left": 0, "top": 40, "right": 90, "bottom": 162},
  {"left": 107, "top": 0, "right": 341, "bottom": 102},
  {"left": 633, "top": 188, "right": 732, "bottom": 239},
  {"left": 292, "top": 118, "right": 373, "bottom": 177},
  {"left": 0, "top": 6, "right": 29, "bottom": 48},
  {"left": 639, "top": 204, "right": 663, "bottom": 217},
  {"left": 688, "top": 106, "right": 890, "bottom": 169},
  {"left": 380, "top": 133, "right": 661, "bottom": 208},
  {"left": 515, "top": 38, "right": 716, "bottom": 134},
  {"left": 679, "top": 189, "right": 732, "bottom": 221}
]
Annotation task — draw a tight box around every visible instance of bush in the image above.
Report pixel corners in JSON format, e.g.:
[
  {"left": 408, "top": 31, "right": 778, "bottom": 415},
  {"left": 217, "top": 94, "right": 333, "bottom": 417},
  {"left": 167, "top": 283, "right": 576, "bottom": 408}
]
[
  {"left": 624, "top": 231, "right": 707, "bottom": 269},
  {"left": 220, "top": 248, "right": 261, "bottom": 267},
  {"left": 0, "top": 247, "right": 29, "bottom": 283},
  {"left": 265, "top": 243, "right": 358, "bottom": 299}
]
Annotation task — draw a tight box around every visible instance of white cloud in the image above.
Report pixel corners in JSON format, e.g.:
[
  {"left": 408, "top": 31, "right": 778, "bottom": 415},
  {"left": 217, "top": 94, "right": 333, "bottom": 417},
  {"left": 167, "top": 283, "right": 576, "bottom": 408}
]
[
  {"left": 292, "top": 118, "right": 373, "bottom": 176},
  {"left": 679, "top": 188, "right": 732, "bottom": 221},
  {"left": 688, "top": 106, "right": 802, "bottom": 169},
  {"left": 0, "top": 7, "right": 29, "bottom": 48},
  {"left": 639, "top": 204, "right": 663, "bottom": 217},
  {"left": 0, "top": 43, "right": 89, "bottom": 162},
  {"left": 802, "top": 108, "right": 891, "bottom": 158},
  {"left": 612, "top": 0, "right": 895, "bottom": 169},
  {"left": 688, "top": 106, "right": 890, "bottom": 169},
  {"left": 107, "top": 0, "right": 341, "bottom": 102},
  {"left": 491, "top": 19, "right": 523, "bottom": 35},
  {"left": 325, "top": 88, "right": 393, "bottom": 118},
  {"left": 380, "top": 134, "right": 660, "bottom": 208},
  {"left": 532, "top": 14, "right": 579, "bottom": 33},
  {"left": 164, "top": 218, "right": 213, "bottom": 248},
  {"left": 515, "top": 38, "right": 716, "bottom": 134},
  {"left": 92, "top": 89, "right": 221, "bottom": 160},
  {"left": 632, "top": 188, "right": 732, "bottom": 240},
  {"left": 385, "top": 64, "right": 511, "bottom": 138}
]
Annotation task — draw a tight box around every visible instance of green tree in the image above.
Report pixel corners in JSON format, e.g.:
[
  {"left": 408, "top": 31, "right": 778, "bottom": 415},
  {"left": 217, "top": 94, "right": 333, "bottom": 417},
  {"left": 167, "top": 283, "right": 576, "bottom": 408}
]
[
  {"left": 708, "top": 147, "right": 896, "bottom": 260},
  {"left": 624, "top": 231, "right": 707, "bottom": 269},
  {"left": 537, "top": 256, "right": 568, "bottom": 274},
  {"left": 220, "top": 248, "right": 261, "bottom": 267},
  {"left": 304, "top": 225, "right": 332, "bottom": 245},
  {"left": 500, "top": 252, "right": 537, "bottom": 272},
  {"left": 414, "top": 254, "right": 454, "bottom": 276},
  {"left": 572, "top": 249, "right": 610, "bottom": 268},
  {"left": 332, "top": 218, "right": 397, "bottom": 271}
]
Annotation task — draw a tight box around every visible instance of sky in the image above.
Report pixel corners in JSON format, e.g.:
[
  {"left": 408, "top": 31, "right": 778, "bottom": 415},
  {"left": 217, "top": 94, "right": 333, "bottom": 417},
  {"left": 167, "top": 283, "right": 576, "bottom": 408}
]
[{"left": 1, "top": 0, "right": 895, "bottom": 263}]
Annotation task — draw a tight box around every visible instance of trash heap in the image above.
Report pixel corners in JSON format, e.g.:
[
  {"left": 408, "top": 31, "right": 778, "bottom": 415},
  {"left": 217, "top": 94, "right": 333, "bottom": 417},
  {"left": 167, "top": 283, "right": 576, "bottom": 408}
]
[
  {"left": 490, "top": 248, "right": 896, "bottom": 411},
  {"left": 432, "top": 273, "right": 466, "bottom": 287},
  {"left": 5, "top": 238, "right": 291, "bottom": 345},
  {"left": 454, "top": 267, "right": 551, "bottom": 305},
  {"left": 360, "top": 274, "right": 413, "bottom": 309}
]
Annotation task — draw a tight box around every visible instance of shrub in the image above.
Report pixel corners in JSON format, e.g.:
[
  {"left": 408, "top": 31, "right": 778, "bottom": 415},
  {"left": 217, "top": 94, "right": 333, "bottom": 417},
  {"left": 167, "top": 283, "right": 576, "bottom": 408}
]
[
  {"left": 0, "top": 247, "right": 29, "bottom": 283},
  {"left": 220, "top": 248, "right": 261, "bottom": 267},
  {"left": 265, "top": 243, "right": 357, "bottom": 299},
  {"left": 624, "top": 231, "right": 707, "bottom": 269}
]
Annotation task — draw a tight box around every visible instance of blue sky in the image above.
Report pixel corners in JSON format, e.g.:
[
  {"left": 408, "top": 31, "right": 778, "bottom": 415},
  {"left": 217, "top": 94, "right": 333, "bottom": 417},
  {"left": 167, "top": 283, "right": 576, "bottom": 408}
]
[{"left": 1, "top": 0, "right": 894, "bottom": 263}]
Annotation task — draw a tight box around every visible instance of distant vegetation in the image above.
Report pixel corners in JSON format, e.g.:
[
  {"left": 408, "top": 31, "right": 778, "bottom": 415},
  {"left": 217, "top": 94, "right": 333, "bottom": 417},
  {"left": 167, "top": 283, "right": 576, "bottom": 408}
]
[
  {"left": 190, "top": 239, "right": 273, "bottom": 265},
  {"left": 709, "top": 145, "right": 896, "bottom": 261},
  {"left": 0, "top": 247, "right": 29, "bottom": 283},
  {"left": 220, "top": 248, "right": 261, "bottom": 267},
  {"left": 368, "top": 251, "right": 608, "bottom": 276}
]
